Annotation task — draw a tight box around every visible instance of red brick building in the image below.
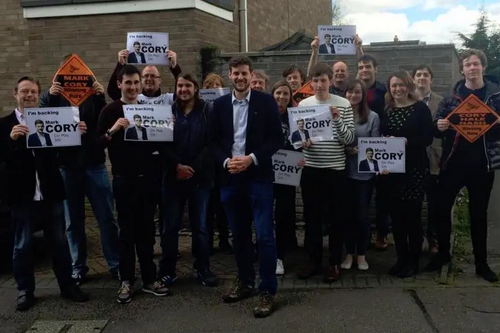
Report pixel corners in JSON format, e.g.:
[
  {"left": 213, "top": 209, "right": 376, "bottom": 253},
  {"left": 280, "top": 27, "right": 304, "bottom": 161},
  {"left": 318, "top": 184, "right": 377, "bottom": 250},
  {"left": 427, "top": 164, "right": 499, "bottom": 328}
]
[{"left": 0, "top": 0, "right": 332, "bottom": 115}]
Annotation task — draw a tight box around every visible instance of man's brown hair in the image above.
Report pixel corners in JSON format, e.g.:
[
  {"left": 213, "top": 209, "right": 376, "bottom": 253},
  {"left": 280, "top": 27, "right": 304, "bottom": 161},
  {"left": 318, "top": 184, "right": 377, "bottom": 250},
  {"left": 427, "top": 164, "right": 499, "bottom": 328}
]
[{"left": 459, "top": 49, "right": 488, "bottom": 72}]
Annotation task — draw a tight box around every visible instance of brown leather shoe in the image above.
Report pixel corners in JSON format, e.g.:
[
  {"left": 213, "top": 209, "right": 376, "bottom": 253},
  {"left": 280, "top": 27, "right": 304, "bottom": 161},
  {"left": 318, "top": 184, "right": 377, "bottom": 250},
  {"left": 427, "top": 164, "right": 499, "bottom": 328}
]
[
  {"left": 323, "top": 265, "right": 340, "bottom": 283},
  {"left": 253, "top": 292, "right": 275, "bottom": 318},
  {"left": 296, "top": 263, "right": 322, "bottom": 280},
  {"left": 375, "top": 236, "right": 389, "bottom": 250},
  {"left": 222, "top": 279, "right": 256, "bottom": 303}
]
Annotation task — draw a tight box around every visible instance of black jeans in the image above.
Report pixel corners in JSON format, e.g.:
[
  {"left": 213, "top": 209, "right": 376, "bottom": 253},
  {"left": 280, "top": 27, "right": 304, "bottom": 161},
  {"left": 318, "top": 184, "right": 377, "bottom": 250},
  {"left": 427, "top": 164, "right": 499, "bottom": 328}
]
[
  {"left": 207, "top": 186, "right": 230, "bottom": 247},
  {"left": 390, "top": 199, "right": 424, "bottom": 262},
  {"left": 113, "top": 175, "right": 157, "bottom": 285},
  {"left": 436, "top": 167, "right": 494, "bottom": 264},
  {"left": 301, "top": 167, "right": 346, "bottom": 266},
  {"left": 375, "top": 176, "right": 391, "bottom": 238},
  {"left": 274, "top": 184, "right": 297, "bottom": 260},
  {"left": 426, "top": 175, "right": 439, "bottom": 243},
  {"left": 345, "top": 178, "right": 375, "bottom": 256}
]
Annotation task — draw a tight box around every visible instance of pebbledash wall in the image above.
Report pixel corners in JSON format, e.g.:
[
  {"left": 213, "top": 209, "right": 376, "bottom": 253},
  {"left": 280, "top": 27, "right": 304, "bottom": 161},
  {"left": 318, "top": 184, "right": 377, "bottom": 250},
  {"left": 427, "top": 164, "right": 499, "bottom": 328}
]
[{"left": 0, "top": 0, "right": 332, "bottom": 116}]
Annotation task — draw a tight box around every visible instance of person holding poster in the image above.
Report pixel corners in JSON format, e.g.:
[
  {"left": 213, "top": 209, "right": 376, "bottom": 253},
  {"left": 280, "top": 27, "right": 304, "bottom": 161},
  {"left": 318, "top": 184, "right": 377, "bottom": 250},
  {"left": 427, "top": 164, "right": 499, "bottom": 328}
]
[
  {"left": 357, "top": 52, "right": 391, "bottom": 250},
  {"left": 295, "top": 63, "right": 355, "bottom": 283},
  {"left": 379, "top": 70, "right": 433, "bottom": 278},
  {"left": 412, "top": 64, "right": 443, "bottom": 254},
  {"left": 342, "top": 78, "right": 380, "bottom": 271},
  {"left": 272, "top": 79, "right": 301, "bottom": 276},
  {"left": 97, "top": 65, "right": 170, "bottom": 304},
  {"left": 0, "top": 77, "right": 89, "bottom": 311},
  {"left": 208, "top": 56, "right": 282, "bottom": 318},
  {"left": 425, "top": 49, "right": 500, "bottom": 283},
  {"left": 158, "top": 73, "right": 217, "bottom": 288},
  {"left": 40, "top": 54, "right": 120, "bottom": 286},
  {"left": 202, "top": 74, "right": 233, "bottom": 255}
]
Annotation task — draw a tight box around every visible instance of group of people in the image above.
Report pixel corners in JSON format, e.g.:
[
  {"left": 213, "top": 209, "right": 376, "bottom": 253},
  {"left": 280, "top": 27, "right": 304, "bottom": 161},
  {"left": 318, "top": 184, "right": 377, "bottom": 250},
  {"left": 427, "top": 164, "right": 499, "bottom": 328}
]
[{"left": 1, "top": 32, "right": 499, "bottom": 319}]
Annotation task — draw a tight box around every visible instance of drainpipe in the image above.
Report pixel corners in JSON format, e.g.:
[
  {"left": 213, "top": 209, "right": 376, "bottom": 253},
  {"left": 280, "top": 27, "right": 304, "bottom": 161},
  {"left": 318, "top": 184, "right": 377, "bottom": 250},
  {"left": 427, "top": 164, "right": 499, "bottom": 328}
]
[{"left": 239, "top": 0, "right": 248, "bottom": 52}]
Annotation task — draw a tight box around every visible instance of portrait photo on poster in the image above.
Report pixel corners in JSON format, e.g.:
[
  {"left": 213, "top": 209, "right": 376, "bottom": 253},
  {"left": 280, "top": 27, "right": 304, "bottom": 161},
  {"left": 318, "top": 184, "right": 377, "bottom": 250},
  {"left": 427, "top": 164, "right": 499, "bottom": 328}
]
[
  {"left": 357, "top": 137, "right": 406, "bottom": 173},
  {"left": 287, "top": 105, "right": 335, "bottom": 149},
  {"left": 126, "top": 32, "right": 169, "bottom": 65},
  {"left": 123, "top": 105, "right": 174, "bottom": 142},
  {"left": 317, "top": 25, "right": 357, "bottom": 55},
  {"left": 272, "top": 149, "right": 304, "bottom": 187},
  {"left": 25, "top": 107, "right": 81, "bottom": 148}
]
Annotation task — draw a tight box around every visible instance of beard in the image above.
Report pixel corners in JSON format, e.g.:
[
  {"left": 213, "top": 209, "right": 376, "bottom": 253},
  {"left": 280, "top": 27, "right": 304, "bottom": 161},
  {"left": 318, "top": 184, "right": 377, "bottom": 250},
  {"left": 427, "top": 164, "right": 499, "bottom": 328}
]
[{"left": 233, "top": 80, "right": 249, "bottom": 92}]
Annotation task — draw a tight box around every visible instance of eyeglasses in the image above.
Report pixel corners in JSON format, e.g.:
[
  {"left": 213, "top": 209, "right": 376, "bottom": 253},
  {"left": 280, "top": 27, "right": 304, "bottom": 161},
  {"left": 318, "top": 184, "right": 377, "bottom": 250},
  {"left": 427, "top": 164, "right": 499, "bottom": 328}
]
[{"left": 143, "top": 74, "right": 160, "bottom": 79}]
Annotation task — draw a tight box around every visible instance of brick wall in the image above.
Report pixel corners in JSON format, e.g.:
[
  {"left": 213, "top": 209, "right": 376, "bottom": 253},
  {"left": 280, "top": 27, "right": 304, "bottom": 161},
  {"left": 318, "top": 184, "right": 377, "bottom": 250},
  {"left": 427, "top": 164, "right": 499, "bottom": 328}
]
[
  {"left": 218, "top": 43, "right": 460, "bottom": 95},
  {"left": 247, "top": 0, "right": 332, "bottom": 51}
]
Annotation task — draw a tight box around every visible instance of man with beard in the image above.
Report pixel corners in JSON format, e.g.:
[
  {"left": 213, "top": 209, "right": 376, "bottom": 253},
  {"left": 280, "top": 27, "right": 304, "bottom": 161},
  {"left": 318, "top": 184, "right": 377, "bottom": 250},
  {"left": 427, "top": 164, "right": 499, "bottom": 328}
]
[
  {"left": 97, "top": 65, "right": 170, "bottom": 304},
  {"left": 357, "top": 53, "right": 390, "bottom": 250},
  {"left": 412, "top": 64, "right": 443, "bottom": 254},
  {"left": 209, "top": 56, "right": 282, "bottom": 318},
  {"left": 307, "top": 35, "right": 363, "bottom": 96}
]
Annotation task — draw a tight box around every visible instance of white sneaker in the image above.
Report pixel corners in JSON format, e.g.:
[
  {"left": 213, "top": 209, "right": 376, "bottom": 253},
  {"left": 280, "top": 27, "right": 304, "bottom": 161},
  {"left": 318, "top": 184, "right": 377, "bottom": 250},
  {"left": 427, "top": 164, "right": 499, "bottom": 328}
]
[
  {"left": 276, "top": 259, "right": 285, "bottom": 275},
  {"left": 341, "top": 255, "right": 353, "bottom": 270},
  {"left": 357, "top": 257, "right": 369, "bottom": 271}
]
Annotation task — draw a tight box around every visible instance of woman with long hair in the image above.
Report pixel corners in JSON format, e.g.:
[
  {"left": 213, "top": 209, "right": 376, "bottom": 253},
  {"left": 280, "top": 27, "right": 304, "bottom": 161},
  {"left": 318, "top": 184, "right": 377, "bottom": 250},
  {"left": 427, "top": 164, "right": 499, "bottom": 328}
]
[
  {"left": 159, "top": 73, "right": 218, "bottom": 287},
  {"left": 341, "top": 78, "right": 380, "bottom": 271},
  {"left": 201, "top": 73, "right": 233, "bottom": 255},
  {"left": 271, "top": 79, "right": 300, "bottom": 275},
  {"left": 380, "top": 70, "right": 433, "bottom": 278}
]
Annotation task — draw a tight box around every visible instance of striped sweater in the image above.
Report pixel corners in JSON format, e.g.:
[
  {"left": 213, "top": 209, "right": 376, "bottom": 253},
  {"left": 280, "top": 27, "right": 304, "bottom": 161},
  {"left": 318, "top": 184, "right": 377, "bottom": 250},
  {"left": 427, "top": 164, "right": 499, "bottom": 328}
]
[{"left": 298, "top": 94, "right": 355, "bottom": 170}]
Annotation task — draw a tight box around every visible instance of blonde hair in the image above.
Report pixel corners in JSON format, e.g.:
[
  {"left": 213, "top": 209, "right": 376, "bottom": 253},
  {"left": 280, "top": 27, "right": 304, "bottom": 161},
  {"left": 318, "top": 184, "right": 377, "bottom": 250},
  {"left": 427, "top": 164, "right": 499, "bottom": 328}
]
[{"left": 202, "top": 73, "right": 225, "bottom": 89}]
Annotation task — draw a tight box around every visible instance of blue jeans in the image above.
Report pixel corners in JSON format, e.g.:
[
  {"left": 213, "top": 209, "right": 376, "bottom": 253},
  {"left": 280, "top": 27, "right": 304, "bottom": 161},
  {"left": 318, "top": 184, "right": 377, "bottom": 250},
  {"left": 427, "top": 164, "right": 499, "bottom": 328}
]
[
  {"left": 159, "top": 181, "right": 211, "bottom": 277},
  {"left": 220, "top": 180, "right": 277, "bottom": 295},
  {"left": 12, "top": 201, "right": 74, "bottom": 293},
  {"left": 60, "top": 165, "right": 119, "bottom": 276}
]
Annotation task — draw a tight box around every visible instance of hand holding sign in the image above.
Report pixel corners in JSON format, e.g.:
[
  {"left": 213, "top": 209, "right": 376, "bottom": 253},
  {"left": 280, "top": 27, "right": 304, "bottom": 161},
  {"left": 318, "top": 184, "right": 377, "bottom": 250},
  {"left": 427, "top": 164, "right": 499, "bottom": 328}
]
[
  {"left": 49, "top": 82, "right": 63, "bottom": 96},
  {"left": 118, "top": 50, "right": 129, "bottom": 65},
  {"left": 437, "top": 119, "right": 450, "bottom": 132},
  {"left": 167, "top": 50, "right": 177, "bottom": 68},
  {"left": 311, "top": 36, "right": 319, "bottom": 52},
  {"left": 330, "top": 106, "right": 340, "bottom": 119},
  {"left": 78, "top": 121, "right": 87, "bottom": 135},
  {"left": 346, "top": 146, "right": 358, "bottom": 155},
  {"left": 355, "top": 34, "right": 362, "bottom": 48},
  {"left": 10, "top": 125, "right": 29, "bottom": 140},
  {"left": 93, "top": 81, "right": 104, "bottom": 95},
  {"left": 111, "top": 118, "right": 130, "bottom": 133}
]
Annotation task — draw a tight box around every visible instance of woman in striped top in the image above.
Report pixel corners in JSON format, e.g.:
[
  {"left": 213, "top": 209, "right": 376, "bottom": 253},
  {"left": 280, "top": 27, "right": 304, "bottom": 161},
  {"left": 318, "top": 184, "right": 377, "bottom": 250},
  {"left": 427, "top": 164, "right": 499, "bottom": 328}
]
[{"left": 295, "top": 63, "right": 355, "bottom": 283}]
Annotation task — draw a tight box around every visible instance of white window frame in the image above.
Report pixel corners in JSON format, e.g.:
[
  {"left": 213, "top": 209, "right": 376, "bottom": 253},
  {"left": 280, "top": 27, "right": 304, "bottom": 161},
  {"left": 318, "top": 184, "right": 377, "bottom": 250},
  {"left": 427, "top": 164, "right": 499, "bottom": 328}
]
[{"left": 23, "top": 0, "right": 234, "bottom": 22}]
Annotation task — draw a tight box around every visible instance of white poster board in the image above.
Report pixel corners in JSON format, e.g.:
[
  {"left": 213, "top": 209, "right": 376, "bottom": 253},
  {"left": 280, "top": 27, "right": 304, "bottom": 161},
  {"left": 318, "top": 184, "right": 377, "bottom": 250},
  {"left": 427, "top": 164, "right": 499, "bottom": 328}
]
[
  {"left": 272, "top": 149, "right": 304, "bottom": 187},
  {"left": 126, "top": 32, "right": 169, "bottom": 65},
  {"left": 317, "top": 25, "right": 356, "bottom": 55},
  {"left": 287, "top": 105, "right": 334, "bottom": 149},
  {"left": 199, "top": 88, "right": 231, "bottom": 103},
  {"left": 123, "top": 105, "right": 174, "bottom": 142},
  {"left": 357, "top": 137, "right": 406, "bottom": 173},
  {"left": 25, "top": 107, "right": 81, "bottom": 148}
]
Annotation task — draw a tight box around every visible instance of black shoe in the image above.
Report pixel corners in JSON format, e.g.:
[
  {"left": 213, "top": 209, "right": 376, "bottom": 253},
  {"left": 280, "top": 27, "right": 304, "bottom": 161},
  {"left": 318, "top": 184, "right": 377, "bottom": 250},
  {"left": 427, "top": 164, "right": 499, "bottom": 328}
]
[
  {"left": 296, "top": 263, "right": 322, "bottom": 280},
  {"left": 253, "top": 292, "right": 275, "bottom": 318},
  {"left": 16, "top": 292, "right": 36, "bottom": 311},
  {"left": 397, "top": 262, "right": 419, "bottom": 279},
  {"left": 222, "top": 279, "right": 256, "bottom": 303},
  {"left": 71, "top": 272, "right": 86, "bottom": 286},
  {"left": 219, "top": 239, "right": 234, "bottom": 255},
  {"left": 388, "top": 260, "right": 405, "bottom": 276},
  {"left": 195, "top": 268, "right": 218, "bottom": 287},
  {"left": 476, "top": 264, "right": 499, "bottom": 283},
  {"left": 60, "top": 286, "right": 89, "bottom": 303},
  {"left": 424, "top": 254, "right": 451, "bottom": 272}
]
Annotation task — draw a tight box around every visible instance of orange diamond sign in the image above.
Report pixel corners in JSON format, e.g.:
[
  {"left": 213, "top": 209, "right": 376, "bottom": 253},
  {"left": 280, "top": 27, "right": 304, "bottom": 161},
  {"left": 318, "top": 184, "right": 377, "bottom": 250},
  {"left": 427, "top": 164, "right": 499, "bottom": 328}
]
[
  {"left": 446, "top": 94, "right": 500, "bottom": 143},
  {"left": 53, "top": 55, "right": 96, "bottom": 106},
  {"left": 293, "top": 81, "right": 315, "bottom": 105}
]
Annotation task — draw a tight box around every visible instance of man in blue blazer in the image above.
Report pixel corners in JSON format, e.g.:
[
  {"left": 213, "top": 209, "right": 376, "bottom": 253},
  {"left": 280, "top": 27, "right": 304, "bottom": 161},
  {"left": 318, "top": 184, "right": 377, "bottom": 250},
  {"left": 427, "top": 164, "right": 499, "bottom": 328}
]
[
  {"left": 27, "top": 119, "right": 53, "bottom": 147},
  {"left": 209, "top": 56, "right": 283, "bottom": 318},
  {"left": 128, "top": 41, "right": 146, "bottom": 64},
  {"left": 125, "top": 114, "right": 148, "bottom": 140}
]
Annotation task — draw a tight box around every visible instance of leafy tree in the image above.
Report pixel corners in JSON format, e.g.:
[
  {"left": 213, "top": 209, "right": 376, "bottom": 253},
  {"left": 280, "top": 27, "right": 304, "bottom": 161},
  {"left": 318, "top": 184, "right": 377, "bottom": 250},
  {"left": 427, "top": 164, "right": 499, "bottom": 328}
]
[{"left": 457, "top": 7, "right": 500, "bottom": 79}]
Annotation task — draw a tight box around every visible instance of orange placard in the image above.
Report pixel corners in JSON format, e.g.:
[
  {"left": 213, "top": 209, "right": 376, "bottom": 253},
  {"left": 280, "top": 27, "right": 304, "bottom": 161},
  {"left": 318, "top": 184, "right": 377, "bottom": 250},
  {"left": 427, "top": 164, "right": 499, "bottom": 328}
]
[
  {"left": 446, "top": 94, "right": 500, "bottom": 143},
  {"left": 292, "top": 81, "right": 314, "bottom": 105},
  {"left": 52, "top": 55, "right": 96, "bottom": 106}
]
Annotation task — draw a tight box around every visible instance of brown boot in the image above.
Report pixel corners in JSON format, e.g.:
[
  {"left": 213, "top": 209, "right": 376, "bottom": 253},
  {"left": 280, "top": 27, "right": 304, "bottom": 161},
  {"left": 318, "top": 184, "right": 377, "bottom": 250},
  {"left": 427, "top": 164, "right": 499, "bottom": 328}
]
[{"left": 253, "top": 292, "right": 275, "bottom": 318}]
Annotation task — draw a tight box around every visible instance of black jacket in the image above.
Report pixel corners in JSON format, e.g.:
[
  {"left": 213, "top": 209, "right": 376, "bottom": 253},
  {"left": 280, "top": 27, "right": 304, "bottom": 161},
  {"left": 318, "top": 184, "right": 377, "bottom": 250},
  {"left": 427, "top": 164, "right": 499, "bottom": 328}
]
[
  {"left": 368, "top": 81, "right": 388, "bottom": 129},
  {"left": 0, "top": 111, "right": 65, "bottom": 204},
  {"left": 435, "top": 78, "right": 500, "bottom": 171},
  {"left": 40, "top": 90, "right": 107, "bottom": 168}
]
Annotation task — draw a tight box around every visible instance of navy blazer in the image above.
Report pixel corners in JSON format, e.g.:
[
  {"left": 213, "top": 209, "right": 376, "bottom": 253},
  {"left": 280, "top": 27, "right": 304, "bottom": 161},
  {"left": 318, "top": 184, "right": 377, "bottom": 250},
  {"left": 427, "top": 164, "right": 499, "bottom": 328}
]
[
  {"left": 128, "top": 52, "right": 146, "bottom": 64},
  {"left": 27, "top": 132, "right": 53, "bottom": 147},
  {"left": 208, "top": 90, "right": 283, "bottom": 184},
  {"left": 125, "top": 126, "right": 148, "bottom": 140},
  {"left": 359, "top": 159, "right": 379, "bottom": 172}
]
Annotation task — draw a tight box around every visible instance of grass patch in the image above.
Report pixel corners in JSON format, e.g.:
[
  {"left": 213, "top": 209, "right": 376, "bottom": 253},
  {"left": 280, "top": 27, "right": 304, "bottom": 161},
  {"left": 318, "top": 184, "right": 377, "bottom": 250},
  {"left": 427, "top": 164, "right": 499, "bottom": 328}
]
[{"left": 451, "top": 189, "right": 473, "bottom": 273}]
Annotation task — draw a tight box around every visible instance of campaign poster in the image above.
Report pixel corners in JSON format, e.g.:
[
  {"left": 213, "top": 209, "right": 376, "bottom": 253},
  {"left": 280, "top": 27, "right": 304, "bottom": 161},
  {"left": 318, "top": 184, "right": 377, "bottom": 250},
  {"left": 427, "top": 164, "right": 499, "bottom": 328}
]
[
  {"left": 287, "top": 105, "right": 334, "bottom": 149},
  {"left": 126, "top": 32, "right": 169, "bottom": 65},
  {"left": 25, "top": 107, "right": 81, "bottom": 148},
  {"left": 123, "top": 105, "right": 173, "bottom": 142},
  {"left": 272, "top": 149, "right": 304, "bottom": 187},
  {"left": 357, "top": 137, "right": 405, "bottom": 173},
  {"left": 445, "top": 94, "right": 500, "bottom": 143},
  {"left": 199, "top": 88, "right": 231, "bottom": 103},
  {"left": 317, "top": 25, "right": 357, "bottom": 55},
  {"left": 52, "top": 55, "right": 96, "bottom": 106},
  {"left": 292, "top": 81, "right": 314, "bottom": 106}
]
